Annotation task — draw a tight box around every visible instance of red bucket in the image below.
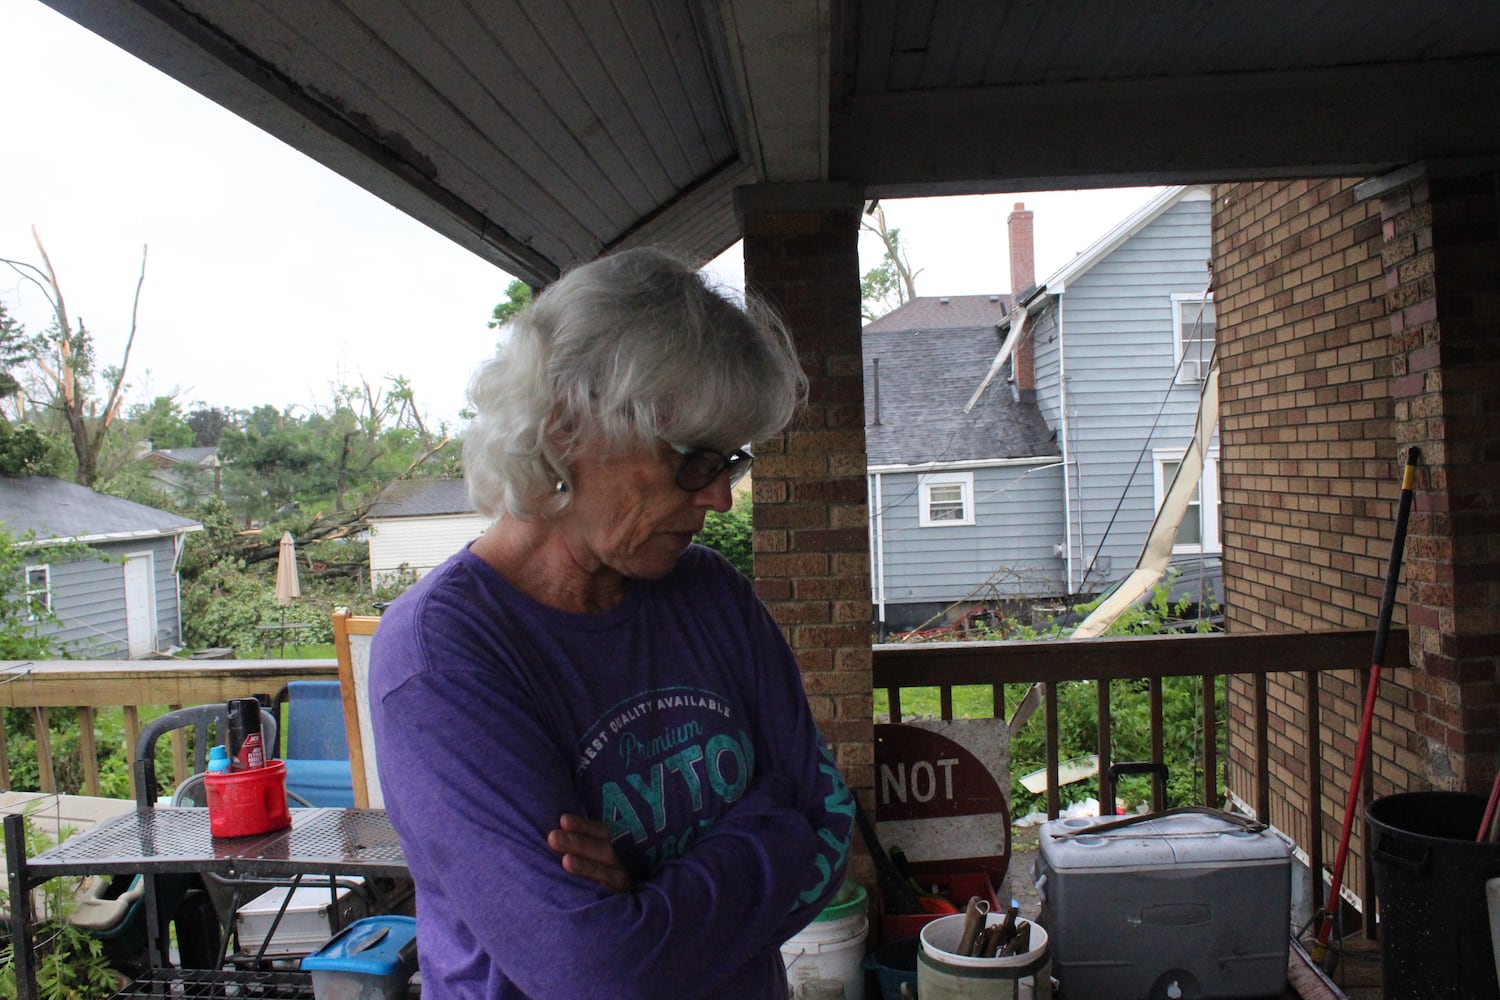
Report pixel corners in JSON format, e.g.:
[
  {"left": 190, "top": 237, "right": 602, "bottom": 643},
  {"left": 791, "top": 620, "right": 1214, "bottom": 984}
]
[{"left": 205, "top": 759, "right": 292, "bottom": 837}]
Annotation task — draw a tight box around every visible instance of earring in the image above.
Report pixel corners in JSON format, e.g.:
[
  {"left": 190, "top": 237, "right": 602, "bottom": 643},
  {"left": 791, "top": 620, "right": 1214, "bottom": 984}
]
[{"left": 555, "top": 479, "right": 568, "bottom": 493}]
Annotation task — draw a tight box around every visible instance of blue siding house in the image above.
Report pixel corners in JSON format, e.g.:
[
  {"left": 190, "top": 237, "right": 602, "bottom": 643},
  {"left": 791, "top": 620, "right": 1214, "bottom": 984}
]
[
  {"left": 2, "top": 476, "right": 201, "bottom": 658},
  {"left": 1019, "top": 185, "right": 1218, "bottom": 596},
  {"left": 865, "top": 294, "right": 1063, "bottom": 636},
  {"left": 865, "top": 186, "right": 1217, "bottom": 635}
]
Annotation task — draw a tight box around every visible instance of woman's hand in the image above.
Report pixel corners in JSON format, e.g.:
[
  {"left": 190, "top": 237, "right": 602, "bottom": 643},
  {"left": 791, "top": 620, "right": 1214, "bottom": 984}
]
[{"left": 547, "top": 814, "right": 633, "bottom": 893}]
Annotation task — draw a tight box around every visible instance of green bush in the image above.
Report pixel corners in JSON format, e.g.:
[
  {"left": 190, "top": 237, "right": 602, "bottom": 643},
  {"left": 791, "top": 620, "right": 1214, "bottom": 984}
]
[
  {"left": 697, "top": 495, "right": 752, "bottom": 575},
  {"left": 875, "top": 572, "right": 1228, "bottom": 815}
]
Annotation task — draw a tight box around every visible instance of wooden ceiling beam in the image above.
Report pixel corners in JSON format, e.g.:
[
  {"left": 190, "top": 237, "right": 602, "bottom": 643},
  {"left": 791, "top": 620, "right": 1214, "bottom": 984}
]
[{"left": 835, "top": 56, "right": 1500, "bottom": 195}]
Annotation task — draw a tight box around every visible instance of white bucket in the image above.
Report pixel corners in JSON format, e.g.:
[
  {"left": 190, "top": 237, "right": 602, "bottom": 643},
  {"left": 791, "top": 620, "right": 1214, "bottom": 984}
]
[
  {"left": 782, "top": 883, "right": 869, "bottom": 1000},
  {"left": 917, "top": 911, "right": 1052, "bottom": 999}
]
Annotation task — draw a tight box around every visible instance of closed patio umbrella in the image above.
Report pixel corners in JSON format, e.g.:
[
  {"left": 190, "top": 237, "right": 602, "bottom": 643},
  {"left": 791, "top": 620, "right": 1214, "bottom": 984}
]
[
  {"left": 275, "top": 532, "right": 301, "bottom": 607},
  {"left": 271, "top": 532, "right": 302, "bottom": 655}
]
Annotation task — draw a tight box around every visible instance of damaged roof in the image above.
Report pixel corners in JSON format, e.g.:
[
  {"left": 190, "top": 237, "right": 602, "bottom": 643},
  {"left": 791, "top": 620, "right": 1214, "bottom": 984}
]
[{"left": 863, "top": 296, "right": 1059, "bottom": 468}]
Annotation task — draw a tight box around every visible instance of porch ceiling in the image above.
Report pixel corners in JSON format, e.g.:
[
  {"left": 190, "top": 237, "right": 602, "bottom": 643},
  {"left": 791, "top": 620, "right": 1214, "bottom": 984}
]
[{"left": 41, "top": 0, "right": 1500, "bottom": 287}]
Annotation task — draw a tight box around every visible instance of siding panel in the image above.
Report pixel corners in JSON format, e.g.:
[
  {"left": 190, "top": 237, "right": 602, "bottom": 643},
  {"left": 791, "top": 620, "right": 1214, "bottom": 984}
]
[
  {"left": 39, "top": 537, "right": 181, "bottom": 658},
  {"left": 369, "top": 514, "right": 492, "bottom": 586},
  {"left": 1057, "top": 194, "right": 1217, "bottom": 591},
  {"left": 873, "top": 461, "right": 1066, "bottom": 610}
]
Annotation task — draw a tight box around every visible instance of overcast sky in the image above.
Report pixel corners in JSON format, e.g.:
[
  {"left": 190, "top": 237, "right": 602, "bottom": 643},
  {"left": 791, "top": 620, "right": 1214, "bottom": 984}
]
[{"left": 2, "top": 0, "right": 1163, "bottom": 427}]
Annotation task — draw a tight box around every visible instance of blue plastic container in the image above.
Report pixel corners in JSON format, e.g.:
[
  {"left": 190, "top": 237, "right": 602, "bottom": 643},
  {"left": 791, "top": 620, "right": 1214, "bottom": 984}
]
[
  {"left": 865, "top": 937, "right": 919, "bottom": 1000},
  {"left": 301, "top": 915, "right": 418, "bottom": 1000}
]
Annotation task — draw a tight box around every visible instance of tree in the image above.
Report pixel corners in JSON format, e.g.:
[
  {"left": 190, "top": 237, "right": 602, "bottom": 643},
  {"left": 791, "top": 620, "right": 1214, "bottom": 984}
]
[
  {"left": 1, "top": 302, "right": 64, "bottom": 478},
  {"left": 185, "top": 406, "right": 233, "bottom": 447},
  {"left": 488, "top": 278, "right": 532, "bottom": 330},
  {"left": 127, "top": 394, "right": 195, "bottom": 450},
  {"left": 0, "top": 300, "right": 27, "bottom": 403},
  {"left": 1, "top": 228, "right": 147, "bottom": 487},
  {"left": 218, "top": 404, "right": 329, "bottom": 523},
  {"left": 0, "top": 421, "right": 53, "bottom": 477},
  {"left": 860, "top": 202, "right": 922, "bottom": 321}
]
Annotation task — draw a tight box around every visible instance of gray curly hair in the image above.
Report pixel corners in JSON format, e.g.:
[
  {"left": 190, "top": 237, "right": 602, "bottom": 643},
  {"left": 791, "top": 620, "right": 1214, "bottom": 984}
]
[{"left": 464, "top": 247, "right": 808, "bottom": 519}]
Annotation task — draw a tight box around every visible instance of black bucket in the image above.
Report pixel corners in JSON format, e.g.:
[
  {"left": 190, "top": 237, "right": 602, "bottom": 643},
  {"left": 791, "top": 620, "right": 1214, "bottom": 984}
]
[{"left": 1367, "top": 791, "right": 1500, "bottom": 1000}]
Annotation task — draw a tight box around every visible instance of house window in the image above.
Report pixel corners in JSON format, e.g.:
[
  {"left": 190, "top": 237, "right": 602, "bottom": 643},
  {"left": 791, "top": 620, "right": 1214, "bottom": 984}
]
[
  {"left": 24, "top": 564, "right": 50, "bottom": 620},
  {"left": 1154, "top": 451, "right": 1220, "bottom": 553},
  {"left": 1172, "top": 292, "right": 1216, "bottom": 383},
  {"left": 919, "top": 472, "right": 975, "bottom": 527}
]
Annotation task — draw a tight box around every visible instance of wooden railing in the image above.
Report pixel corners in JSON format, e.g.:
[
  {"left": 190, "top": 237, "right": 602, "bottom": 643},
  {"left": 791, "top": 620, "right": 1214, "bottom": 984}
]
[
  {"left": 875, "top": 627, "right": 1406, "bottom": 932},
  {"left": 0, "top": 658, "right": 338, "bottom": 799},
  {"left": 3, "top": 631, "right": 1401, "bottom": 930}
]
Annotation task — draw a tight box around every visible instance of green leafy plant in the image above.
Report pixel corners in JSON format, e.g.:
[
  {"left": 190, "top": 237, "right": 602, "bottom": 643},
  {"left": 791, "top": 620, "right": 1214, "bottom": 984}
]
[
  {"left": 0, "top": 813, "right": 122, "bottom": 1000},
  {"left": 696, "top": 494, "right": 752, "bottom": 575},
  {"left": 875, "top": 573, "right": 1228, "bottom": 815}
]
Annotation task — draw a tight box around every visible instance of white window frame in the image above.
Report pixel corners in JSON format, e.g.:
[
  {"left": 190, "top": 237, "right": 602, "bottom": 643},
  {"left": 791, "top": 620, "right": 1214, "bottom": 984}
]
[
  {"left": 1171, "top": 291, "right": 1216, "bottom": 384},
  {"left": 24, "top": 564, "right": 51, "bottom": 621},
  {"left": 918, "top": 472, "right": 975, "bottom": 527},
  {"left": 1152, "top": 449, "right": 1220, "bottom": 554}
]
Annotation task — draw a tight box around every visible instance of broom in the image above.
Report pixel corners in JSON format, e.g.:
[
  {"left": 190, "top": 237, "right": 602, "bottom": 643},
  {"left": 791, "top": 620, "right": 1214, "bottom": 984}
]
[{"left": 1310, "top": 446, "right": 1420, "bottom": 965}]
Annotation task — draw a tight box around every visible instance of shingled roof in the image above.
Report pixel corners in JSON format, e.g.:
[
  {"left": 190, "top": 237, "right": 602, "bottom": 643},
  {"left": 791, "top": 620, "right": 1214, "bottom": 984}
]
[
  {"left": 864, "top": 294, "right": 1013, "bottom": 334},
  {"left": 863, "top": 295, "right": 1059, "bottom": 467},
  {"left": 367, "top": 478, "right": 476, "bottom": 519},
  {"left": 0, "top": 476, "right": 200, "bottom": 543}
]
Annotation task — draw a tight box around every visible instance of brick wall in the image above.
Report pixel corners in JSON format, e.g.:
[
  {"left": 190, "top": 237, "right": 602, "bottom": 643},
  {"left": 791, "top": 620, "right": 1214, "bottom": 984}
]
[
  {"left": 1382, "top": 172, "right": 1500, "bottom": 791},
  {"left": 1214, "top": 170, "right": 1500, "bottom": 913},
  {"left": 1212, "top": 177, "right": 1403, "bottom": 904},
  {"left": 738, "top": 183, "right": 875, "bottom": 887}
]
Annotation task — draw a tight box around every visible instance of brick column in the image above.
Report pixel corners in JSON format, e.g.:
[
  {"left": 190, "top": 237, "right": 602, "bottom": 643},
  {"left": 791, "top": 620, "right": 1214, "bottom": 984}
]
[
  {"left": 1380, "top": 170, "right": 1500, "bottom": 791},
  {"left": 736, "top": 182, "right": 873, "bottom": 885}
]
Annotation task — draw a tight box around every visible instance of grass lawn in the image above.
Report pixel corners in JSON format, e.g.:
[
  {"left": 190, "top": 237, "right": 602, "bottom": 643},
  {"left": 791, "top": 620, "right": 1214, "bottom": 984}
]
[{"left": 260, "top": 642, "right": 336, "bottom": 659}]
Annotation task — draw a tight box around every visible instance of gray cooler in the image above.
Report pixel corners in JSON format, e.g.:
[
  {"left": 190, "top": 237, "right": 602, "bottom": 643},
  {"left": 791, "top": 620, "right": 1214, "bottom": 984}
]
[{"left": 1034, "top": 809, "right": 1290, "bottom": 1000}]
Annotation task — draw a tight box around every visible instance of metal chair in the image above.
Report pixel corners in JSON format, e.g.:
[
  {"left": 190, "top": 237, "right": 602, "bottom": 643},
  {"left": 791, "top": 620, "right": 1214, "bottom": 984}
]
[{"left": 131, "top": 702, "right": 280, "bottom": 969}]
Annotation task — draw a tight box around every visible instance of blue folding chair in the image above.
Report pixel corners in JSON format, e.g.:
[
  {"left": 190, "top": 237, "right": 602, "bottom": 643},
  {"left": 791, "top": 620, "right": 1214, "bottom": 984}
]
[{"left": 277, "top": 681, "right": 356, "bottom": 808}]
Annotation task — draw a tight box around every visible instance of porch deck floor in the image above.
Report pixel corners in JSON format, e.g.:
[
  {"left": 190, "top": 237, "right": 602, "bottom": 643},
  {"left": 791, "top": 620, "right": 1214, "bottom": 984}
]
[{"left": 998, "top": 825, "right": 1385, "bottom": 1000}]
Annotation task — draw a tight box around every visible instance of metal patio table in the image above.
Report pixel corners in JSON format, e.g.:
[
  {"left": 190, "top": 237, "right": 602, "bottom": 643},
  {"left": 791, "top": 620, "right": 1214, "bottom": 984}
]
[{"left": 4, "top": 807, "right": 407, "bottom": 1000}]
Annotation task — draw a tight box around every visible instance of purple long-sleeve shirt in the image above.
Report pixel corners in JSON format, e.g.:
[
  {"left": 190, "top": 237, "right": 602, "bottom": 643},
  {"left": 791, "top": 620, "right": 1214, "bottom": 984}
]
[{"left": 369, "top": 544, "right": 854, "bottom": 999}]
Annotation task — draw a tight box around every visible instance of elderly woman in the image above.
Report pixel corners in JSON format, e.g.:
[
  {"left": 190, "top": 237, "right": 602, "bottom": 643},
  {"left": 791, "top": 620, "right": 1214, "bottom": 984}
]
[{"left": 369, "top": 248, "right": 855, "bottom": 999}]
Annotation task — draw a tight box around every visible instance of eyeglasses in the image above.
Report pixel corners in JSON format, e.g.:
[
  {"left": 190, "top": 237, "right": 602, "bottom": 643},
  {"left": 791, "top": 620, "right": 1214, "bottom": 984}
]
[{"left": 669, "top": 443, "right": 754, "bottom": 492}]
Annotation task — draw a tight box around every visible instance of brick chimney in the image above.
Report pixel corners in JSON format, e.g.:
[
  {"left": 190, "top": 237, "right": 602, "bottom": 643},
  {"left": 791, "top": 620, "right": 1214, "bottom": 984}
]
[
  {"left": 1008, "top": 202, "right": 1036, "bottom": 398},
  {"left": 1008, "top": 202, "right": 1035, "bottom": 296}
]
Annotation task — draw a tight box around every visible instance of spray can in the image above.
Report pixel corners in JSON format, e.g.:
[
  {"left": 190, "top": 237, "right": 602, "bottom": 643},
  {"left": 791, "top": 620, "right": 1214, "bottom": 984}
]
[
  {"left": 226, "top": 697, "right": 266, "bottom": 770},
  {"left": 206, "top": 744, "right": 232, "bottom": 774}
]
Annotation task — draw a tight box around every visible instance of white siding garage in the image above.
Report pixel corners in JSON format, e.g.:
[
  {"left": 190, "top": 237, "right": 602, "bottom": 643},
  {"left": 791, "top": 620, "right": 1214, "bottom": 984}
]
[{"left": 367, "top": 480, "right": 491, "bottom": 588}]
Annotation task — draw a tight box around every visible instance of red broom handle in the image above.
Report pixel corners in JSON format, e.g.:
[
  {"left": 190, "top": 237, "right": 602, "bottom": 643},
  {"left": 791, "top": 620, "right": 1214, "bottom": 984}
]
[{"left": 1311, "top": 446, "right": 1419, "bottom": 959}]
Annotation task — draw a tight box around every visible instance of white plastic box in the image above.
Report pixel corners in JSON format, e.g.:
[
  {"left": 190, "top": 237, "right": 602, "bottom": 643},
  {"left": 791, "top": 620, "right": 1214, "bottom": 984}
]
[
  {"left": 1034, "top": 810, "right": 1290, "bottom": 1000},
  {"left": 236, "top": 881, "right": 369, "bottom": 958}
]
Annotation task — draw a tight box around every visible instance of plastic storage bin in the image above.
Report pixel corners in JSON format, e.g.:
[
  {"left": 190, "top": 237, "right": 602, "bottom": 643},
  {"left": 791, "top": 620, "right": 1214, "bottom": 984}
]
[
  {"left": 1035, "top": 809, "right": 1290, "bottom": 1000},
  {"left": 878, "top": 867, "right": 997, "bottom": 945},
  {"left": 301, "top": 915, "right": 418, "bottom": 1000},
  {"left": 236, "top": 882, "right": 369, "bottom": 957}
]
